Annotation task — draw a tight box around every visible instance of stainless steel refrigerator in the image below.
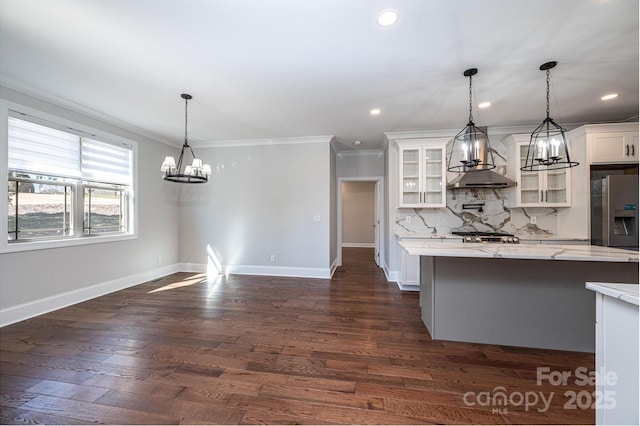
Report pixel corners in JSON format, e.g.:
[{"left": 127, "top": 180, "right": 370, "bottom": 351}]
[{"left": 591, "top": 175, "right": 639, "bottom": 249}]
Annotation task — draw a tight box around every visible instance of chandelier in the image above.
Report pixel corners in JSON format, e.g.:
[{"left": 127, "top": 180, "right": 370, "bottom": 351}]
[
  {"left": 447, "top": 68, "right": 496, "bottom": 172},
  {"left": 521, "top": 61, "right": 579, "bottom": 171},
  {"left": 161, "top": 93, "right": 211, "bottom": 183}
]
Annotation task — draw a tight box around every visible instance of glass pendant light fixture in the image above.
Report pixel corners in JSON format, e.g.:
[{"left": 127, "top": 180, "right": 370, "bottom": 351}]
[
  {"left": 447, "top": 68, "right": 496, "bottom": 172},
  {"left": 161, "top": 93, "right": 211, "bottom": 183},
  {"left": 521, "top": 61, "right": 579, "bottom": 171}
]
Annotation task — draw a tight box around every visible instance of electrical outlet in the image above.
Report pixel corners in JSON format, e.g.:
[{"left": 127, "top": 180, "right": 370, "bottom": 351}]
[
  {"left": 530, "top": 216, "right": 537, "bottom": 225},
  {"left": 270, "top": 254, "right": 276, "bottom": 263},
  {"left": 157, "top": 255, "right": 162, "bottom": 264},
  {"left": 313, "top": 215, "right": 321, "bottom": 223},
  {"left": 405, "top": 216, "right": 411, "bottom": 224}
]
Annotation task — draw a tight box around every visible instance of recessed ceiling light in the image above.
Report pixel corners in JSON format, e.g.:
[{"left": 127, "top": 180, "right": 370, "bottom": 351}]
[
  {"left": 376, "top": 10, "right": 399, "bottom": 27},
  {"left": 478, "top": 102, "right": 491, "bottom": 109},
  {"left": 370, "top": 108, "right": 381, "bottom": 116},
  {"left": 601, "top": 93, "right": 619, "bottom": 101},
  {"left": 354, "top": 140, "right": 362, "bottom": 146}
]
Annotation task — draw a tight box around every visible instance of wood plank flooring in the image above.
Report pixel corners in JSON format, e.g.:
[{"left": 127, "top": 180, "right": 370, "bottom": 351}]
[{"left": 1, "top": 248, "right": 595, "bottom": 424}]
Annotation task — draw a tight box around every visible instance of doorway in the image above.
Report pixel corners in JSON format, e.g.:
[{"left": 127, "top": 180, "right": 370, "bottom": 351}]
[{"left": 337, "top": 177, "right": 384, "bottom": 268}]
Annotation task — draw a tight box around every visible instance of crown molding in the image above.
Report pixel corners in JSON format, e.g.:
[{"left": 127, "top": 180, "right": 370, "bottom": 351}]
[
  {"left": 384, "top": 129, "right": 458, "bottom": 141},
  {"left": 0, "top": 79, "right": 177, "bottom": 148},
  {"left": 566, "top": 121, "right": 639, "bottom": 137},
  {"left": 192, "top": 134, "right": 335, "bottom": 148},
  {"left": 336, "top": 149, "right": 383, "bottom": 158}
]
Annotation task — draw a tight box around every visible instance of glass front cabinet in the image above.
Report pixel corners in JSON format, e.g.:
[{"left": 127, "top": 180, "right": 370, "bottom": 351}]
[
  {"left": 509, "top": 136, "right": 571, "bottom": 207},
  {"left": 398, "top": 139, "right": 447, "bottom": 208}
]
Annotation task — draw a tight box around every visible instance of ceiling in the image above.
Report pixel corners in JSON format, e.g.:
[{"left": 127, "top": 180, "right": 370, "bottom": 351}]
[{"left": 1, "top": 0, "right": 638, "bottom": 152}]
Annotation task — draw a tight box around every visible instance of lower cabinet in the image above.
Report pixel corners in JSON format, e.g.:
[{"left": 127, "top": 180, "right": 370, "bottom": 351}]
[
  {"left": 400, "top": 248, "right": 419, "bottom": 287},
  {"left": 587, "top": 283, "right": 639, "bottom": 425}
]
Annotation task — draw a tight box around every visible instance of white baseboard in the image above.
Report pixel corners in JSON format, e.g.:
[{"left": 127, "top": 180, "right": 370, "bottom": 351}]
[
  {"left": 329, "top": 258, "right": 339, "bottom": 278},
  {"left": 341, "top": 243, "right": 375, "bottom": 248},
  {"left": 0, "top": 261, "right": 373, "bottom": 327},
  {"left": 384, "top": 267, "right": 399, "bottom": 283},
  {"left": 397, "top": 282, "right": 420, "bottom": 292},
  {"left": 0, "top": 264, "right": 180, "bottom": 327},
  {"left": 179, "top": 262, "right": 333, "bottom": 279}
]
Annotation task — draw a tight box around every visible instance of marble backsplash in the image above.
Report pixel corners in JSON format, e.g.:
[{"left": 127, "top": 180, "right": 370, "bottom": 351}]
[
  {"left": 395, "top": 136, "right": 565, "bottom": 237},
  {"left": 396, "top": 186, "right": 558, "bottom": 236}
]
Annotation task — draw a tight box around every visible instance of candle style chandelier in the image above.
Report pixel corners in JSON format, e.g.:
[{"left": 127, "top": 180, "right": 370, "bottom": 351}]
[
  {"left": 521, "top": 61, "right": 579, "bottom": 171},
  {"left": 161, "top": 93, "right": 211, "bottom": 183},
  {"left": 447, "top": 68, "right": 496, "bottom": 173}
]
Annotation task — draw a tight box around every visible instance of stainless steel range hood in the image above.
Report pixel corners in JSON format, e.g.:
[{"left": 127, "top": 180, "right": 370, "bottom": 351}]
[
  {"left": 446, "top": 126, "right": 516, "bottom": 189},
  {"left": 446, "top": 170, "right": 516, "bottom": 189}
]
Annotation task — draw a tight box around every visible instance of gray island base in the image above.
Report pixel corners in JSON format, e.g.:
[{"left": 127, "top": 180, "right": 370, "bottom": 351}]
[{"left": 399, "top": 241, "right": 639, "bottom": 352}]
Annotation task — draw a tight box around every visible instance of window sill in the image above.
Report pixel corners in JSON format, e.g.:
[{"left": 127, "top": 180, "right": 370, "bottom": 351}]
[{"left": 1, "top": 233, "right": 137, "bottom": 254}]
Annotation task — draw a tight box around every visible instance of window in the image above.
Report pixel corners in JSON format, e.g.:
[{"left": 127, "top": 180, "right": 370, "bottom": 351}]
[
  {"left": 6, "top": 113, "right": 135, "bottom": 245},
  {"left": 83, "top": 185, "right": 128, "bottom": 235},
  {"left": 8, "top": 177, "right": 72, "bottom": 241}
]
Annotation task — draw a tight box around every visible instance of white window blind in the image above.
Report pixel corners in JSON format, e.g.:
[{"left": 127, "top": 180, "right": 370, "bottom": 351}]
[
  {"left": 8, "top": 116, "right": 81, "bottom": 178},
  {"left": 81, "top": 138, "right": 132, "bottom": 185}
]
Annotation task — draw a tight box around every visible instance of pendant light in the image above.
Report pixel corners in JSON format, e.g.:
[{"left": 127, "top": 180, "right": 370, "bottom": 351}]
[
  {"left": 161, "top": 93, "right": 211, "bottom": 183},
  {"left": 521, "top": 61, "right": 579, "bottom": 171},
  {"left": 447, "top": 68, "right": 496, "bottom": 172}
]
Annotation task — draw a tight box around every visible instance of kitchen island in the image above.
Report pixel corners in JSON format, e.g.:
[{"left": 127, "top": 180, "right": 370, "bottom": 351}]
[{"left": 398, "top": 240, "right": 639, "bottom": 351}]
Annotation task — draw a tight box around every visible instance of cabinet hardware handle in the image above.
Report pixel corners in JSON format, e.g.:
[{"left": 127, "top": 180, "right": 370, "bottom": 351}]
[
  {"left": 540, "top": 190, "right": 543, "bottom": 203},
  {"left": 545, "top": 190, "right": 548, "bottom": 203},
  {"left": 626, "top": 144, "right": 630, "bottom": 156},
  {"left": 632, "top": 145, "right": 635, "bottom": 156}
]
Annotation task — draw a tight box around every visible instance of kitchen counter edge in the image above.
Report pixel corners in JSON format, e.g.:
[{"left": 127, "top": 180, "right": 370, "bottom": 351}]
[{"left": 398, "top": 240, "right": 639, "bottom": 263}]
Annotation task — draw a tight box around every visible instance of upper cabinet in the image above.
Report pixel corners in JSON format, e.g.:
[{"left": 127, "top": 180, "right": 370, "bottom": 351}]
[
  {"left": 398, "top": 139, "right": 447, "bottom": 208},
  {"left": 589, "top": 131, "right": 639, "bottom": 164},
  {"left": 566, "top": 123, "right": 639, "bottom": 166},
  {"left": 506, "top": 135, "right": 571, "bottom": 207}
]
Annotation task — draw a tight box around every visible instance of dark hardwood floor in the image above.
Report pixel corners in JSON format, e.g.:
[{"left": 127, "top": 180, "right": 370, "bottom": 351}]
[{"left": 1, "top": 248, "right": 595, "bottom": 424}]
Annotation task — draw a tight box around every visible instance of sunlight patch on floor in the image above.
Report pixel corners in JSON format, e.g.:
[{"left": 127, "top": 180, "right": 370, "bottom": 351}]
[{"left": 148, "top": 274, "right": 206, "bottom": 294}]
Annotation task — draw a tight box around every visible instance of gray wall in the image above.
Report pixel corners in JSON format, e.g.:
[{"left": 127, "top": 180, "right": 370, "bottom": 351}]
[
  {"left": 342, "top": 181, "right": 375, "bottom": 246},
  {"left": 0, "top": 87, "right": 180, "bottom": 310},
  {"left": 177, "top": 141, "right": 332, "bottom": 274},
  {"left": 336, "top": 150, "right": 384, "bottom": 178}
]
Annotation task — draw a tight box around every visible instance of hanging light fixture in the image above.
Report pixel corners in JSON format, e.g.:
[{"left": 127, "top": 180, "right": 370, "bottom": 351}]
[
  {"left": 521, "top": 61, "right": 579, "bottom": 171},
  {"left": 447, "top": 68, "right": 496, "bottom": 173},
  {"left": 161, "top": 93, "right": 211, "bottom": 183}
]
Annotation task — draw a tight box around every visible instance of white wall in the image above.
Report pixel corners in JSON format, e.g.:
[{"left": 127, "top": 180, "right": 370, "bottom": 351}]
[
  {"left": 0, "top": 87, "right": 180, "bottom": 324},
  {"left": 342, "top": 181, "right": 375, "bottom": 246},
  {"left": 177, "top": 140, "right": 333, "bottom": 277}
]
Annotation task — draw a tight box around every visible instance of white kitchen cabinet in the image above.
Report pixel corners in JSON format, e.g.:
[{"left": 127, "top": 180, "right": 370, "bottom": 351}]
[
  {"left": 508, "top": 136, "right": 571, "bottom": 207},
  {"left": 398, "top": 139, "right": 447, "bottom": 208},
  {"left": 400, "top": 248, "right": 419, "bottom": 288},
  {"left": 589, "top": 131, "right": 639, "bottom": 164},
  {"left": 586, "top": 282, "right": 639, "bottom": 426}
]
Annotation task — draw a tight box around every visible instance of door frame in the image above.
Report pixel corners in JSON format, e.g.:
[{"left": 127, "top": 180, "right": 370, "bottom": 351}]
[{"left": 337, "top": 176, "right": 384, "bottom": 267}]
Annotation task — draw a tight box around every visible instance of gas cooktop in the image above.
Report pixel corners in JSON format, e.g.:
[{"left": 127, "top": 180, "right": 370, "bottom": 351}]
[{"left": 451, "top": 231, "right": 519, "bottom": 243}]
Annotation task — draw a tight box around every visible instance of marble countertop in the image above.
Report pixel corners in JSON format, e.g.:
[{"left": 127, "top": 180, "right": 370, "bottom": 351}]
[
  {"left": 395, "top": 231, "right": 588, "bottom": 242},
  {"left": 398, "top": 240, "right": 639, "bottom": 263},
  {"left": 395, "top": 232, "right": 459, "bottom": 240},
  {"left": 586, "top": 282, "right": 639, "bottom": 306}
]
